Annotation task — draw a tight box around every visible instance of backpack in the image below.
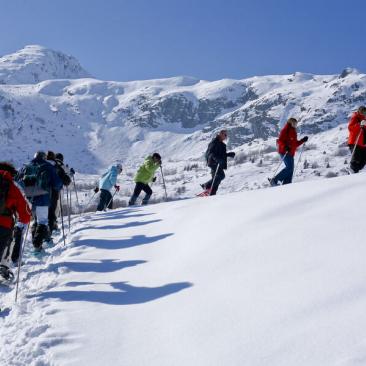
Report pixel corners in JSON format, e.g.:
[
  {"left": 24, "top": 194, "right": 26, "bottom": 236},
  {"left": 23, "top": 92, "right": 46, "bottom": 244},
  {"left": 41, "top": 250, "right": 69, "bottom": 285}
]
[
  {"left": 20, "top": 161, "right": 51, "bottom": 196},
  {"left": 0, "top": 174, "right": 10, "bottom": 216},
  {"left": 205, "top": 139, "right": 215, "bottom": 165}
]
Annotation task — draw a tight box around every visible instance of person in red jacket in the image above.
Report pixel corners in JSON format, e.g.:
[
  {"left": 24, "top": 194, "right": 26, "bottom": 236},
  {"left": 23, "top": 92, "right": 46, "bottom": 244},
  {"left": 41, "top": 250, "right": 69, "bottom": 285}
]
[
  {"left": 0, "top": 162, "right": 31, "bottom": 281},
  {"left": 270, "top": 118, "right": 308, "bottom": 186},
  {"left": 348, "top": 106, "right": 366, "bottom": 173}
]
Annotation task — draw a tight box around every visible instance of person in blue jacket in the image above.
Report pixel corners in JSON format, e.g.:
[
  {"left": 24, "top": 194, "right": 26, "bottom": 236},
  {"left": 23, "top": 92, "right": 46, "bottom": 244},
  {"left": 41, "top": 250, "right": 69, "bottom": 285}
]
[
  {"left": 96, "top": 163, "right": 122, "bottom": 211},
  {"left": 18, "top": 151, "right": 63, "bottom": 253}
]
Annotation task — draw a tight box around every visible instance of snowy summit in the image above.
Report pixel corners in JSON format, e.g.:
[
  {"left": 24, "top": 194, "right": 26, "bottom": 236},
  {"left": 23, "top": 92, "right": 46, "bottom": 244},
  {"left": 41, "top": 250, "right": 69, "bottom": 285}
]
[{"left": 0, "top": 45, "right": 91, "bottom": 85}]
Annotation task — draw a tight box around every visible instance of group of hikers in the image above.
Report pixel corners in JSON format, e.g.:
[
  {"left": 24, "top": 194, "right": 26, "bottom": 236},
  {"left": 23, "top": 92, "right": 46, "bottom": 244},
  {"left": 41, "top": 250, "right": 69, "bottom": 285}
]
[{"left": 0, "top": 106, "right": 365, "bottom": 283}]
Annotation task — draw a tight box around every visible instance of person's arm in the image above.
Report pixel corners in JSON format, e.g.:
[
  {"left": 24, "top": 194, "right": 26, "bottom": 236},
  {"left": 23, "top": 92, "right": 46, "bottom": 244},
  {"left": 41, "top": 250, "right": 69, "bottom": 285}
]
[
  {"left": 108, "top": 167, "right": 118, "bottom": 187},
  {"left": 14, "top": 186, "right": 31, "bottom": 225}
]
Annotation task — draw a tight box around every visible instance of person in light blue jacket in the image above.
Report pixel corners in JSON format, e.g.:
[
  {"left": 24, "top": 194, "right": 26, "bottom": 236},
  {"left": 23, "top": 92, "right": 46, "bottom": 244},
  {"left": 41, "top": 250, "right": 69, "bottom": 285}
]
[{"left": 96, "top": 163, "right": 122, "bottom": 211}]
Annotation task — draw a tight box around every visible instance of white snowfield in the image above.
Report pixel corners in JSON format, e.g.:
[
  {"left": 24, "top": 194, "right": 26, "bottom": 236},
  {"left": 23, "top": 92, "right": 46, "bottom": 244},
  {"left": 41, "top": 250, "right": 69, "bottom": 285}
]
[{"left": 1, "top": 173, "right": 366, "bottom": 366}]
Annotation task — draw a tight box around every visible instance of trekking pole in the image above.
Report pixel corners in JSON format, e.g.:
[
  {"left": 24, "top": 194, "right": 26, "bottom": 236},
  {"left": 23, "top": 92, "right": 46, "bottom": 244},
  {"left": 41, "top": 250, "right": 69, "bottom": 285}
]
[
  {"left": 160, "top": 166, "right": 168, "bottom": 201},
  {"left": 269, "top": 152, "right": 288, "bottom": 182},
  {"left": 71, "top": 175, "right": 80, "bottom": 214},
  {"left": 82, "top": 191, "right": 99, "bottom": 214},
  {"left": 208, "top": 163, "right": 220, "bottom": 196},
  {"left": 66, "top": 187, "right": 71, "bottom": 233},
  {"left": 293, "top": 143, "right": 306, "bottom": 179},
  {"left": 59, "top": 190, "right": 67, "bottom": 246},
  {"left": 105, "top": 189, "right": 118, "bottom": 210},
  {"left": 14, "top": 224, "right": 30, "bottom": 303}
]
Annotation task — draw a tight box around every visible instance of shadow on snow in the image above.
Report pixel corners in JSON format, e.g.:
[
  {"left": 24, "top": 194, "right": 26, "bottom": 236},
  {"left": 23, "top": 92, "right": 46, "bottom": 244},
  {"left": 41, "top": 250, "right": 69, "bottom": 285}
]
[
  {"left": 73, "top": 233, "right": 173, "bottom": 250},
  {"left": 31, "top": 281, "right": 193, "bottom": 305},
  {"left": 71, "top": 219, "right": 162, "bottom": 235}
]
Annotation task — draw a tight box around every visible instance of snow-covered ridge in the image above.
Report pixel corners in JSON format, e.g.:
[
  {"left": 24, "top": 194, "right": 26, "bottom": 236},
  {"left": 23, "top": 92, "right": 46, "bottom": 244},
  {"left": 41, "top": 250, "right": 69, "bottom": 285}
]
[
  {"left": 0, "top": 45, "right": 91, "bottom": 84},
  {"left": 0, "top": 45, "right": 365, "bottom": 177}
]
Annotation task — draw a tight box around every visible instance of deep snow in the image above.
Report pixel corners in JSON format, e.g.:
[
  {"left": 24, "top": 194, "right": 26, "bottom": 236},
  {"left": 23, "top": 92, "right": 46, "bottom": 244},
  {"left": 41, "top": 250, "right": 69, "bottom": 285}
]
[{"left": 1, "top": 173, "right": 366, "bottom": 365}]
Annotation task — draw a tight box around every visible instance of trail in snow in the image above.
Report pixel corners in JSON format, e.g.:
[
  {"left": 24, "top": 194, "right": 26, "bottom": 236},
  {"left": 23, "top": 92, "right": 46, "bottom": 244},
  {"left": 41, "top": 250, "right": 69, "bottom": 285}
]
[{"left": 1, "top": 174, "right": 366, "bottom": 365}]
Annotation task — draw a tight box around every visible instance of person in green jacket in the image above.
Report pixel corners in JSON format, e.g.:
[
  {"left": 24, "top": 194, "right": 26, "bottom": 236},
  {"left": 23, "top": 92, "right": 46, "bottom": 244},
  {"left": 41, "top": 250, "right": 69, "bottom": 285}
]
[{"left": 129, "top": 153, "right": 162, "bottom": 206}]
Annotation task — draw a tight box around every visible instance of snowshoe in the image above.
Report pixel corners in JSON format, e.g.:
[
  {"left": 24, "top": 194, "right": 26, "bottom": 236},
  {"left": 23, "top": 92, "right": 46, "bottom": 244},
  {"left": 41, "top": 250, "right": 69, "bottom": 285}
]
[
  {"left": 0, "top": 265, "right": 15, "bottom": 284},
  {"left": 45, "top": 238, "right": 55, "bottom": 248},
  {"left": 268, "top": 178, "right": 277, "bottom": 187},
  {"left": 32, "top": 247, "right": 47, "bottom": 258},
  {"left": 196, "top": 188, "right": 211, "bottom": 197}
]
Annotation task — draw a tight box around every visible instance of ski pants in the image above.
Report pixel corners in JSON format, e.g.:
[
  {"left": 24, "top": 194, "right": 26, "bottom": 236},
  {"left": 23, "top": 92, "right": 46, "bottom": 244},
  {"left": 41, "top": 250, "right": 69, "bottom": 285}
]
[
  {"left": 129, "top": 183, "right": 152, "bottom": 205},
  {"left": 273, "top": 154, "right": 294, "bottom": 185},
  {"left": 0, "top": 226, "right": 13, "bottom": 267},
  {"left": 97, "top": 189, "right": 113, "bottom": 211},
  {"left": 349, "top": 145, "right": 366, "bottom": 173},
  {"left": 48, "top": 188, "right": 60, "bottom": 232},
  {"left": 204, "top": 166, "right": 225, "bottom": 195},
  {"left": 32, "top": 206, "right": 50, "bottom": 249}
]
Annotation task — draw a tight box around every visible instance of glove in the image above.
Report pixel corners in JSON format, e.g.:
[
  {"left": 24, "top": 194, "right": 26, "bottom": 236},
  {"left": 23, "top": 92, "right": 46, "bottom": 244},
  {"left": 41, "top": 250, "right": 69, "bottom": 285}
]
[
  {"left": 227, "top": 152, "right": 235, "bottom": 158},
  {"left": 70, "top": 168, "right": 75, "bottom": 175},
  {"left": 285, "top": 146, "right": 291, "bottom": 152},
  {"left": 94, "top": 187, "right": 99, "bottom": 193},
  {"left": 361, "top": 120, "right": 366, "bottom": 127},
  {"left": 152, "top": 177, "right": 157, "bottom": 182},
  {"left": 114, "top": 185, "right": 120, "bottom": 192},
  {"left": 301, "top": 136, "right": 309, "bottom": 143}
]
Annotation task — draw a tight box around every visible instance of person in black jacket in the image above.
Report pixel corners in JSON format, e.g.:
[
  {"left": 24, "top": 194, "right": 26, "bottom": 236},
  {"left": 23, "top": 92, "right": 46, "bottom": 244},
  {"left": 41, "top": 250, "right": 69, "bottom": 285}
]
[{"left": 201, "top": 130, "right": 235, "bottom": 195}]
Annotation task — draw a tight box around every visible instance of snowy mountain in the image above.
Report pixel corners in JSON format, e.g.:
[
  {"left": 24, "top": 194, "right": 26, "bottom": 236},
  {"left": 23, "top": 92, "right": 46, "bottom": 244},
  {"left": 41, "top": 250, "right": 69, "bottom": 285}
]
[
  {"left": 0, "top": 45, "right": 90, "bottom": 84},
  {"left": 1, "top": 173, "right": 366, "bottom": 365},
  {"left": 0, "top": 45, "right": 365, "bottom": 188}
]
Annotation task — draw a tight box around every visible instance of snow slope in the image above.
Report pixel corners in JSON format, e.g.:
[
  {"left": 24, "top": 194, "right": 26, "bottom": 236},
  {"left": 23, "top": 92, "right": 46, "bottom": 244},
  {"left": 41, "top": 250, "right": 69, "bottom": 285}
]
[{"left": 1, "top": 173, "right": 366, "bottom": 365}]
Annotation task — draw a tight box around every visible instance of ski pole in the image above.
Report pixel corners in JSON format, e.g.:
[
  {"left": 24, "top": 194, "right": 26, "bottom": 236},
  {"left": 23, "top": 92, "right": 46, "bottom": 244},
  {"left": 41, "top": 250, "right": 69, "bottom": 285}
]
[
  {"left": 270, "top": 152, "right": 288, "bottom": 181},
  {"left": 105, "top": 189, "right": 118, "bottom": 210},
  {"left": 72, "top": 175, "right": 80, "bottom": 214},
  {"left": 66, "top": 187, "right": 71, "bottom": 233},
  {"left": 208, "top": 163, "right": 220, "bottom": 196},
  {"left": 160, "top": 166, "right": 168, "bottom": 201},
  {"left": 293, "top": 143, "right": 306, "bottom": 179},
  {"left": 14, "top": 224, "right": 30, "bottom": 303},
  {"left": 82, "top": 191, "right": 99, "bottom": 214},
  {"left": 59, "top": 190, "right": 67, "bottom": 246}
]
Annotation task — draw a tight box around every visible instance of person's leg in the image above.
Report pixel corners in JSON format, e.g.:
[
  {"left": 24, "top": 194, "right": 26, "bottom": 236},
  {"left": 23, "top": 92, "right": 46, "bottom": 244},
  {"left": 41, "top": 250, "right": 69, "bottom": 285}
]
[
  {"left": 48, "top": 189, "right": 59, "bottom": 232},
  {"left": 33, "top": 206, "right": 49, "bottom": 249},
  {"left": 272, "top": 154, "right": 289, "bottom": 184},
  {"left": 349, "top": 145, "right": 363, "bottom": 173},
  {"left": 282, "top": 155, "right": 295, "bottom": 185},
  {"left": 11, "top": 224, "right": 23, "bottom": 263},
  {"left": 129, "top": 183, "right": 143, "bottom": 205},
  {"left": 141, "top": 184, "right": 153, "bottom": 205},
  {"left": 97, "top": 189, "right": 109, "bottom": 211},
  {"left": 358, "top": 147, "right": 366, "bottom": 171},
  {"left": 210, "top": 169, "right": 225, "bottom": 195},
  {"left": 0, "top": 227, "right": 13, "bottom": 268},
  {"left": 106, "top": 190, "right": 113, "bottom": 209},
  {"left": 203, "top": 166, "right": 218, "bottom": 190}
]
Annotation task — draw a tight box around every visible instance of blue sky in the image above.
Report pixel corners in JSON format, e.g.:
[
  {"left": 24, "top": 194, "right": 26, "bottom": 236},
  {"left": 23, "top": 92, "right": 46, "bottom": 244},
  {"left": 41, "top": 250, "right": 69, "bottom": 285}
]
[{"left": 1, "top": 0, "right": 365, "bottom": 81}]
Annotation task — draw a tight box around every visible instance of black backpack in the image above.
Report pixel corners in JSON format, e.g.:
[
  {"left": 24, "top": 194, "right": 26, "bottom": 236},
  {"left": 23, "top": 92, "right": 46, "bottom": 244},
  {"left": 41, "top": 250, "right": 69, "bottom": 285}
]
[
  {"left": 0, "top": 174, "right": 11, "bottom": 216},
  {"left": 205, "top": 139, "right": 215, "bottom": 165}
]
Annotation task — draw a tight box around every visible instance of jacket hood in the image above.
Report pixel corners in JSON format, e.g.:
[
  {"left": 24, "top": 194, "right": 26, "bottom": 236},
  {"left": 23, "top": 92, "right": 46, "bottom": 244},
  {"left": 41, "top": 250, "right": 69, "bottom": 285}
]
[{"left": 0, "top": 170, "right": 13, "bottom": 182}]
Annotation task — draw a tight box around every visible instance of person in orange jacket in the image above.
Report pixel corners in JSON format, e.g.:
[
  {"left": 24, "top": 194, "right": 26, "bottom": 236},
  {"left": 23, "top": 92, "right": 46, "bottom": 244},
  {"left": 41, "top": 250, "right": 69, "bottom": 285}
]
[
  {"left": 348, "top": 106, "right": 366, "bottom": 173},
  {"left": 270, "top": 118, "right": 308, "bottom": 186},
  {"left": 0, "top": 162, "right": 31, "bottom": 281}
]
